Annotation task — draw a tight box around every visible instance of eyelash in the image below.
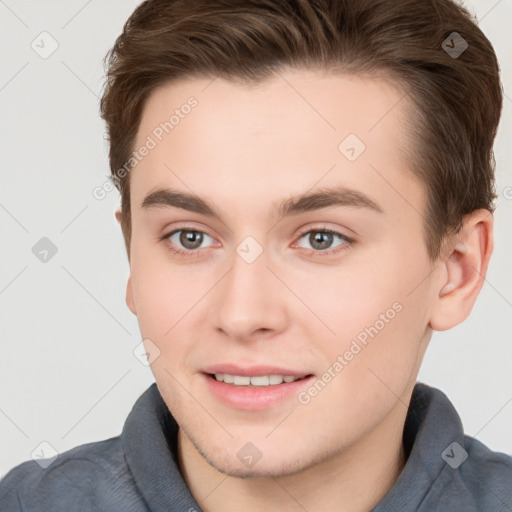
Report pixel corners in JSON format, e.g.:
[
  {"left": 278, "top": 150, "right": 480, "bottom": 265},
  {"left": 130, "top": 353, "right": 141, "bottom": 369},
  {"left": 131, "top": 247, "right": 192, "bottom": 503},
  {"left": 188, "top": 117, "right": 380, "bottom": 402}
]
[{"left": 161, "top": 225, "right": 354, "bottom": 258}]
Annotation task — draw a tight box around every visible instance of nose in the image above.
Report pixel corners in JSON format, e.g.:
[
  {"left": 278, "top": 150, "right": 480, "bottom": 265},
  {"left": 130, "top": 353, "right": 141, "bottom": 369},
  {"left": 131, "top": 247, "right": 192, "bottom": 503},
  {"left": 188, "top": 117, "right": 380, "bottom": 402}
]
[{"left": 212, "top": 244, "right": 289, "bottom": 343}]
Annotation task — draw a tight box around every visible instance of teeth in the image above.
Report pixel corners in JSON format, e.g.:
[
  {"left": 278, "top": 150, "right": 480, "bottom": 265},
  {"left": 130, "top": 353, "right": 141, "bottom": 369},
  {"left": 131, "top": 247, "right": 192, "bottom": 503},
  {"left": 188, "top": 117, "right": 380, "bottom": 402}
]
[
  {"left": 233, "top": 375, "right": 251, "bottom": 385},
  {"left": 250, "top": 376, "right": 270, "bottom": 386},
  {"left": 214, "top": 373, "right": 302, "bottom": 386},
  {"left": 269, "top": 375, "right": 283, "bottom": 385}
]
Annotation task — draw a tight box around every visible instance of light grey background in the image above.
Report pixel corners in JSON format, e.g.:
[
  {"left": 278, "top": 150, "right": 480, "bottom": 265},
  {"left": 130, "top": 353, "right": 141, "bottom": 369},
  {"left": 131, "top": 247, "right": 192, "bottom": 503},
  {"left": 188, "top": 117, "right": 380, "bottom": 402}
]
[{"left": 1, "top": 0, "right": 511, "bottom": 478}]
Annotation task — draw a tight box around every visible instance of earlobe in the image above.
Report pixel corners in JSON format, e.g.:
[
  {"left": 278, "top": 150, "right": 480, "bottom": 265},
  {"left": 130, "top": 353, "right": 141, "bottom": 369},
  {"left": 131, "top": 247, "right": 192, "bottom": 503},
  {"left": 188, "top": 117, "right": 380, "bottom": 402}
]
[
  {"left": 126, "top": 276, "right": 137, "bottom": 315},
  {"left": 429, "top": 210, "right": 493, "bottom": 331},
  {"left": 115, "top": 209, "right": 122, "bottom": 225}
]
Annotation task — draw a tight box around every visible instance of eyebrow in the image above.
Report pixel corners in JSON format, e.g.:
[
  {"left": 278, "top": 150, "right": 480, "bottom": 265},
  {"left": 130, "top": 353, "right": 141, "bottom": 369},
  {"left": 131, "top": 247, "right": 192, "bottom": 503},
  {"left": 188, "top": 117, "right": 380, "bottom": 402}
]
[{"left": 141, "top": 185, "right": 384, "bottom": 220}]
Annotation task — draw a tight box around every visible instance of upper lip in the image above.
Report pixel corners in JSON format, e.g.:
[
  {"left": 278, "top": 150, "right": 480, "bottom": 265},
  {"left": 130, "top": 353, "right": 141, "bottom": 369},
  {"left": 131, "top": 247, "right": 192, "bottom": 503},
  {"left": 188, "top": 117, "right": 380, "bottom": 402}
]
[{"left": 202, "top": 364, "right": 312, "bottom": 378}]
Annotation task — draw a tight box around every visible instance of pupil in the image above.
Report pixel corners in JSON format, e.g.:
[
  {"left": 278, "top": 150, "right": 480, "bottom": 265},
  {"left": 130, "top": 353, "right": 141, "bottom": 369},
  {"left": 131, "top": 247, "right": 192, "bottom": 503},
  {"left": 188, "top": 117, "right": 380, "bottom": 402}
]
[
  {"left": 181, "top": 231, "right": 203, "bottom": 249},
  {"left": 311, "top": 232, "right": 332, "bottom": 250}
]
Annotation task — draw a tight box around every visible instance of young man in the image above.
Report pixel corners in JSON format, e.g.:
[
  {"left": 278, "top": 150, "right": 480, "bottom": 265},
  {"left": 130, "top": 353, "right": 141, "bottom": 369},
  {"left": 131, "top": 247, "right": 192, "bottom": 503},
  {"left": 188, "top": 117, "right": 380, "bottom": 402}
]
[{"left": 1, "top": 0, "right": 511, "bottom": 510}]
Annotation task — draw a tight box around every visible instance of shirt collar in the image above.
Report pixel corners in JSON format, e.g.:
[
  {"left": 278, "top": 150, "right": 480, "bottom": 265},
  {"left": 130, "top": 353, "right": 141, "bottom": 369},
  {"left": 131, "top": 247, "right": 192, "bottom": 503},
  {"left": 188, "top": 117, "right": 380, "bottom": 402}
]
[
  {"left": 372, "top": 382, "right": 464, "bottom": 511},
  {"left": 122, "top": 383, "right": 201, "bottom": 511}
]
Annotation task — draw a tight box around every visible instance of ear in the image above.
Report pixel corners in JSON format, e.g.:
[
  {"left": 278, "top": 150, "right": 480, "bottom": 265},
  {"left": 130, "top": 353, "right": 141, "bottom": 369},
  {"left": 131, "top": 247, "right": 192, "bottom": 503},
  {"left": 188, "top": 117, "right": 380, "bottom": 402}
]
[
  {"left": 429, "top": 209, "right": 493, "bottom": 331},
  {"left": 126, "top": 275, "right": 137, "bottom": 315},
  {"left": 115, "top": 208, "right": 131, "bottom": 261}
]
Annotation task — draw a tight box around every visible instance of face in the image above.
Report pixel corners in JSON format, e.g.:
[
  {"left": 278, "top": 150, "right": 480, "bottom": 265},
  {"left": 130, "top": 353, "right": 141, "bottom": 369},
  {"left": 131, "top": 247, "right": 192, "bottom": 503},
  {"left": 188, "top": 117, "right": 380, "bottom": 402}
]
[{"left": 126, "top": 68, "right": 438, "bottom": 477}]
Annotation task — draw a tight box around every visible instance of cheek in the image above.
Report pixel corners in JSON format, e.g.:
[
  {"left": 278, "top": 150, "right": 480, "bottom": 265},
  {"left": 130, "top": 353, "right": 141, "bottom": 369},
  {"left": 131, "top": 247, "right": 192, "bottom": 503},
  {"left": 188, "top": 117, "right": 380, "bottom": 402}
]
[
  {"left": 128, "top": 249, "right": 224, "bottom": 370},
  {"left": 128, "top": 249, "right": 183, "bottom": 344},
  {"left": 316, "top": 251, "right": 430, "bottom": 388},
  {"left": 300, "top": 297, "right": 426, "bottom": 443},
  {"left": 130, "top": 237, "right": 196, "bottom": 321},
  {"left": 302, "top": 264, "right": 396, "bottom": 347}
]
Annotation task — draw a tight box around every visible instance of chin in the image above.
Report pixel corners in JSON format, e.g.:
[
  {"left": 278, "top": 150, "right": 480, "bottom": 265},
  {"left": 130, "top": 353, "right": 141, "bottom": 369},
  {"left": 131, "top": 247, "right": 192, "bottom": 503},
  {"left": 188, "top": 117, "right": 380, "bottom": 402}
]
[
  {"left": 190, "top": 431, "right": 327, "bottom": 479},
  {"left": 206, "top": 454, "right": 315, "bottom": 479}
]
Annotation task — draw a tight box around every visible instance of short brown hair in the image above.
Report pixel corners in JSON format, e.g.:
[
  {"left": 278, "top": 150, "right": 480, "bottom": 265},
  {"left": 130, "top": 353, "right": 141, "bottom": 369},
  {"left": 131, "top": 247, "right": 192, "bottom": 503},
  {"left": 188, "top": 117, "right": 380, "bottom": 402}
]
[{"left": 100, "top": 0, "right": 502, "bottom": 260}]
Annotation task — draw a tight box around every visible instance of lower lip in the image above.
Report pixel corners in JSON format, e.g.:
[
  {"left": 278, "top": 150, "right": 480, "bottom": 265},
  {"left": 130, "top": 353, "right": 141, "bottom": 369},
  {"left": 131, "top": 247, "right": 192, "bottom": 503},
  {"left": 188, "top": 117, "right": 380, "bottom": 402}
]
[{"left": 202, "top": 373, "right": 314, "bottom": 410}]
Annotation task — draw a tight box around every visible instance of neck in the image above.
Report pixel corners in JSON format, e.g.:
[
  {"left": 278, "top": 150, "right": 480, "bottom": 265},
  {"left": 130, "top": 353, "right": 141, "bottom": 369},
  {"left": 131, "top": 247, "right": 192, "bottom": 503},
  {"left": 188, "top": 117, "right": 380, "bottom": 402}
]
[{"left": 177, "top": 398, "right": 409, "bottom": 512}]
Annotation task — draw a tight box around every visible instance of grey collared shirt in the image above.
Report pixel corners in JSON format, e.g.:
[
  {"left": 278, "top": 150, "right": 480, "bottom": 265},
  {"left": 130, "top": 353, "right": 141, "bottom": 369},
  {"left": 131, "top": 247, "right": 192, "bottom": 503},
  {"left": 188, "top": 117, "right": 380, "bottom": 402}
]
[{"left": 1, "top": 382, "right": 511, "bottom": 511}]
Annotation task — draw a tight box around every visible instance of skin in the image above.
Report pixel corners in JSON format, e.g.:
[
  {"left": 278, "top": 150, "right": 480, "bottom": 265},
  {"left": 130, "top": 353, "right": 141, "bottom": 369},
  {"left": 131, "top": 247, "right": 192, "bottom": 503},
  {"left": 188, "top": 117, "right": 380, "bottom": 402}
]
[{"left": 116, "top": 68, "right": 493, "bottom": 511}]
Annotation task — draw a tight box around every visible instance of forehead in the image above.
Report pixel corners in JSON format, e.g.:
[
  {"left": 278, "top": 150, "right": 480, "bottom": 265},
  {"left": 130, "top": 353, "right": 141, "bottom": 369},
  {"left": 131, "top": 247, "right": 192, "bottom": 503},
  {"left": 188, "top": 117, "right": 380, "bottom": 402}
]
[
  {"left": 137, "top": 69, "right": 410, "bottom": 146},
  {"left": 130, "top": 68, "right": 421, "bottom": 218}
]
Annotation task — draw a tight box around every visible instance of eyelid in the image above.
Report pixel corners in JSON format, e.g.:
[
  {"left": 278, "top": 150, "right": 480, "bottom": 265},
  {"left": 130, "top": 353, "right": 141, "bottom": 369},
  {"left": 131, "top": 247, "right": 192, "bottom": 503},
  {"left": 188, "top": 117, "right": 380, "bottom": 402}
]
[
  {"left": 293, "top": 223, "right": 355, "bottom": 245},
  {"left": 159, "top": 222, "right": 215, "bottom": 241},
  {"left": 295, "top": 223, "right": 352, "bottom": 237}
]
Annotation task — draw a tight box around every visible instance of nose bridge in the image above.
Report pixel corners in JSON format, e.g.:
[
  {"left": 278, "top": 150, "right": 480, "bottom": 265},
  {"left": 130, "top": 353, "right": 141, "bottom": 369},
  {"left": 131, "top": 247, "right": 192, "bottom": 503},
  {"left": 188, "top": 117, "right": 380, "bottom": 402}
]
[{"left": 213, "top": 238, "right": 287, "bottom": 339}]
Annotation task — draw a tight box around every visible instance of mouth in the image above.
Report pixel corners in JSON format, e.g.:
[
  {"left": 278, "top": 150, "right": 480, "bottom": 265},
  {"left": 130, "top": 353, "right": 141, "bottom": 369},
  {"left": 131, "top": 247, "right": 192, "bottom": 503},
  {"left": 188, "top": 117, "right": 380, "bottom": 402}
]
[
  {"left": 201, "top": 367, "right": 315, "bottom": 410},
  {"left": 206, "top": 372, "right": 313, "bottom": 387}
]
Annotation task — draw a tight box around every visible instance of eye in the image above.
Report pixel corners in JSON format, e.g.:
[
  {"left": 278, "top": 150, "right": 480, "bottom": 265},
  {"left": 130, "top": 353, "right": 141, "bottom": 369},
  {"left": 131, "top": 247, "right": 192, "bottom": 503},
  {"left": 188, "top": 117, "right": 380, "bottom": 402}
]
[
  {"left": 161, "top": 226, "right": 353, "bottom": 258},
  {"left": 164, "top": 228, "right": 215, "bottom": 256},
  {"left": 294, "top": 228, "right": 352, "bottom": 256}
]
